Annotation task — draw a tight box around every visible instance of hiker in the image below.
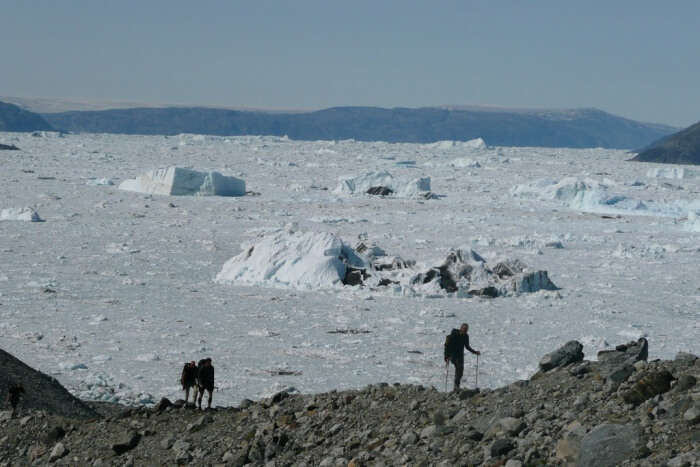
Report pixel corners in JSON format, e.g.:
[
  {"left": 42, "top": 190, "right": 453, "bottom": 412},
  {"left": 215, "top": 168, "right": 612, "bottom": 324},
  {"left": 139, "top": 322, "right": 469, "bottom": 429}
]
[
  {"left": 444, "top": 323, "right": 481, "bottom": 391},
  {"left": 180, "top": 361, "right": 198, "bottom": 404},
  {"left": 196, "top": 358, "right": 215, "bottom": 410},
  {"left": 7, "top": 383, "right": 25, "bottom": 418}
]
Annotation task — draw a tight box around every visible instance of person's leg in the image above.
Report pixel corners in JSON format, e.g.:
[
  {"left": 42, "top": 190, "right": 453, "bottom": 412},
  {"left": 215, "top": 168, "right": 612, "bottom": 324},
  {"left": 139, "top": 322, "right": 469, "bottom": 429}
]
[
  {"left": 197, "top": 386, "right": 203, "bottom": 409},
  {"left": 185, "top": 386, "right": 190, "bottom": 403},
  {"left": 454, "top": 358, "right": 464, "bottom": 390},
  {"left": 206, "top": 388, "right": 212, "bottom": 409}
]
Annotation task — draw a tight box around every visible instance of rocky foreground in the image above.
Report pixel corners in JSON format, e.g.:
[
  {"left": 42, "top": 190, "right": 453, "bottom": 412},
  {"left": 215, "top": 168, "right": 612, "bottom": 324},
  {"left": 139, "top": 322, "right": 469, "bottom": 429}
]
[{"left": 1, "top": 339, "right": 699, "bottom": 466}]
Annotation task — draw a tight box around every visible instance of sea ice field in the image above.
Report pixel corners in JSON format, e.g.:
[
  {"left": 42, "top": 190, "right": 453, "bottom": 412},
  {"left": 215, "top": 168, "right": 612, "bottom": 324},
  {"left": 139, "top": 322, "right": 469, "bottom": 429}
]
[{"left": 0, "top": 131, "right": 698, "bottom": 407}]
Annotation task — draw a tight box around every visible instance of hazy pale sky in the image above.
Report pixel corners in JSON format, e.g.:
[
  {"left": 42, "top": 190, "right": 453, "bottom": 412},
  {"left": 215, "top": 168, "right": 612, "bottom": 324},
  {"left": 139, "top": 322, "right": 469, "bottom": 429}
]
[{"left": 2, "top": 1, "right": 699, "bottom": 127}]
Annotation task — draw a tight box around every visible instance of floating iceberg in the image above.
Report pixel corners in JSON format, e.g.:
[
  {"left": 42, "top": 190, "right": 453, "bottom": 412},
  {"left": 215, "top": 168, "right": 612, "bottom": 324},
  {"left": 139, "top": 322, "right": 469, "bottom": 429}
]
[
  {"left": 1, "top": 207, "right": 43, "bottom": 222},
  {"left": 646, "top": 167, "right": 696, "bottom": 180},
  {"left": 428, "top": 138, "right": 487, "bottom": 151},
  {"left": 119, "top": 167, "right": 245, "bottom": 196},
  {"left": 215, "top": 230, "right": 367, "bottom": 290},
  {"left": 334, "top": 171, "right": 431, "bottom": 198}
]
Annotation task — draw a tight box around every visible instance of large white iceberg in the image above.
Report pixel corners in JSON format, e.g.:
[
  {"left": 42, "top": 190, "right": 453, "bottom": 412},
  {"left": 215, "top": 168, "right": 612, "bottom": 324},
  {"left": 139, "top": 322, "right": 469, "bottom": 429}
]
[
  {"left": 215, "top": 231, "right": 366, "bottom": 290},
  {"left": 646, "top": 167, "right": 696, "bottom": 180},
  {"left": 687, "top": 209, "right": 700, "bottom": 232},
  {"left": 1, "top": 207, "right": 43, "bottom": 222},
  {"left": 119, "top": 167, "right": 245, "bottom": 196},
  {"left": 334, "top": 171, "right": 431, "bottom": 197},
  {"left": 428, "top": 138, "right": 487, "bottom": 151}
]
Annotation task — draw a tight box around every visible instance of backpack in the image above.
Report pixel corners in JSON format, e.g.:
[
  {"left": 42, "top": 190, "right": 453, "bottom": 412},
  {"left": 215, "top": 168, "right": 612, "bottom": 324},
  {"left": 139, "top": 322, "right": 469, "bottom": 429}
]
[{"left": 444, "top": 329, "right": 460, "bottom": 359}]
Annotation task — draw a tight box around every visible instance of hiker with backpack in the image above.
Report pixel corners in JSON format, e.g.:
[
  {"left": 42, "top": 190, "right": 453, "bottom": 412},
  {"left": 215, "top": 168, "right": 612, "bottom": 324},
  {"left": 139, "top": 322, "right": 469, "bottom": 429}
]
[
  {"left": 180, "top": 361, "right": 198, "bottom": 404},
  {"left": 196, "top": 358, "right": 215, "bottom": 410},
  {"left": 444, "top": 323, "right": 481, "bottom": 391}
]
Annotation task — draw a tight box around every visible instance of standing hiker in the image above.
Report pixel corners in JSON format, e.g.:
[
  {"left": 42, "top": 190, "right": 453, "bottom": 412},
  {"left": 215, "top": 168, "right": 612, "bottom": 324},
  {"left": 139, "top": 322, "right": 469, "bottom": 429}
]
[
  {"left": 444, "top": 323, "right": 481, "bottom": 391},
  {"left": 7, "top": 382, "right": 25, "bottom": 418},
  {"left": 180, "top": 361, "right": 198, "bottom": 405},
  {"left": 197, "top": 358, "right": 215, "bottom": 410}
]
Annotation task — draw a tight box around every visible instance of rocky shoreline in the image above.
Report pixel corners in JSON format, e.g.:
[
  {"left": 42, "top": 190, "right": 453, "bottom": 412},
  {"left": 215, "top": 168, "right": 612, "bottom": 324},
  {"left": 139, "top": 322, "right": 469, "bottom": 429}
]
[{"left": 1, "top": 339, "right": 699, "bottom": 466}]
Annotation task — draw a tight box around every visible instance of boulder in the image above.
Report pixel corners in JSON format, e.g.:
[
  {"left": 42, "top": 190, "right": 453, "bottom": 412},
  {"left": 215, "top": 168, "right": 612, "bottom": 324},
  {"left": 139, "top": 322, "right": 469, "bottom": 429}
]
[
  {"left": 683, "top": 405, "right": 700, "bottom": 424},
  {"left": 597, "top": 338, "right": 648, "bottom": 365},
  {"left": 49, "top": 442, "right": 68, "bottom": 462},
  {"left": 490, "top": 438, "right": 515, "bottom": 457},
  {"left": 112, "top": 431, "right": 141, "bottom": 455},
  {"left": 621, "top": 370, "right": 674, "bottom": 405},
  {"left": 539, "top": 341, "right": 584, "bottom": 372},
  {"left": 578, "top": 423, "right": 641, "bottom": 467}
]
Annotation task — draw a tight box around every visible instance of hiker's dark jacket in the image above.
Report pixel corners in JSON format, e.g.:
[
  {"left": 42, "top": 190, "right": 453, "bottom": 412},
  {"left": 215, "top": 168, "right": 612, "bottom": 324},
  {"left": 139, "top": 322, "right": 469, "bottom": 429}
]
[
  {"left": 198, "top": 365, "right": 215, "bottom": 391},
  {"left": 181, "top": 364, "right": 198, "bottom": 388},
  {"left": 444, "top": 329, "right": 478, "bottom": 361}
]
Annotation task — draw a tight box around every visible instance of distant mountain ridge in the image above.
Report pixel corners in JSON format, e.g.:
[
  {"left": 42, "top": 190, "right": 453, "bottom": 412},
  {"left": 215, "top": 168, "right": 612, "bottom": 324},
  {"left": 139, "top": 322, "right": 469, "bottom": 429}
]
[
  {"left": 0, "top": 101, "right": 54, "bottom": 132},
  {"left": 42, "top": 105, "right": 674, "bottom": 149},
  {"left": 632, "top": 120, "right": 700, "bottom": 165}
]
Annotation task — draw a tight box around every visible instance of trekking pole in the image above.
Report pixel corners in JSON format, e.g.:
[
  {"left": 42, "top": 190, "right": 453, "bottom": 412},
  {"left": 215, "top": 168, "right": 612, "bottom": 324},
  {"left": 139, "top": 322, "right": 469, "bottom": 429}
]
[
  {"left": 444, "top": 362, "right": 449, "bottom": 392},
  {"left": 475, "top": 354, "right": 480, "bottom": 389}
]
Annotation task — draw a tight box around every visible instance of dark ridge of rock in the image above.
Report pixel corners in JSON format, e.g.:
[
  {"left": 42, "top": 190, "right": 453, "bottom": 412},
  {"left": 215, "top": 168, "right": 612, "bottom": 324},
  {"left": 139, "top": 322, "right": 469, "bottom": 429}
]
[
  {"left": 0, "top": 143, "right": 20, "bottom": 150},
  {"left": 632, "top": 120, "right": 700, "bottom": 165},
  {"left": 0, "top": 341, "right": 697, "bottom": 466},
  {"left": 0, "top": 348, "right": 99, "bottom": 419},
  {"left": 0, "top": 101, "right": 54, "bottom": 133},
  {"left": 42, "top": 105, "right": 674, "bottom": 149}
]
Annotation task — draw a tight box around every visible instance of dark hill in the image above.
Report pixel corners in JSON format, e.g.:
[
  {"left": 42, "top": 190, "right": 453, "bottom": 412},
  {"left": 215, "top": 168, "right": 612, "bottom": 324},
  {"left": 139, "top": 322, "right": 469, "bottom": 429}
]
[
  {"left": 0, "top": 348, "right": 99, "bottom": 419},
  {"left": 0, "top": 101, "right": 54, "bottom": 132},
  {"left": 632, "top": 120, "right": 700, "bottom": 165},
  {"left": 43, "top": 106, "right": 674, "bottom": 149}
]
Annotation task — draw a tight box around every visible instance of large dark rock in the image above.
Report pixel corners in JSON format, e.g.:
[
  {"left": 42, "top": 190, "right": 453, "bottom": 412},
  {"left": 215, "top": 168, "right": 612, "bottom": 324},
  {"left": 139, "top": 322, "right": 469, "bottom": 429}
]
[
  {"left": 366, "top": 186, "right": 393, "bottom": 196},
  {"left": 539, "top": 341, "right": 584, "bottom": 372},
  {"left": 632, "top": 120, "right": 700, "bottom": 165},
  {"left": 342, "top": 266, "right": 370, "bottom": 286},
  {"left": 597, "top": 338, "right": 648, "bottom": 366},
  {"left": 0, "top": 348, "right": 99, "bottom": 419},
  {"left": 578, "top": 423, "right": 642, "bottom": 467},
  {"left": 111, "top": 431, "right": 141, "bottom": 455},
  {"left": 621, "top": 370, "right": 674, "bottom": 405}
]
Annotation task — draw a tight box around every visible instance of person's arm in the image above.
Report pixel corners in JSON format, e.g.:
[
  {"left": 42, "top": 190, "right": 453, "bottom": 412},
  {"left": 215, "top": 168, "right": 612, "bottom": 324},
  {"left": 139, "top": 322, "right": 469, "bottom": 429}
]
[{"left": 464, "top": 335, "right": 480, "bottom": 355}]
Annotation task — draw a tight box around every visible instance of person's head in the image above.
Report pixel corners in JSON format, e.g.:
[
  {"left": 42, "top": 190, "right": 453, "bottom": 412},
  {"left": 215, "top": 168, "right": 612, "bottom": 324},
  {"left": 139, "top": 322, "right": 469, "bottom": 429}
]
[
  {"left": 189, "top": 361, "right": 195, "bottom": 367},
  {"left": 205, "top": 358, "right": 212, "bottom": 366},
  {"left": 459, "top": 323, "right": 469, "bottom": 335}
]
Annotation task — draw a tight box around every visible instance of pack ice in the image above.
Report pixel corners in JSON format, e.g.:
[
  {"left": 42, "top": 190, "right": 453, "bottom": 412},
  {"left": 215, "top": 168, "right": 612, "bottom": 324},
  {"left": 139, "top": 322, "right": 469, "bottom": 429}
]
[{"left": 119, "top": 166, "right": 245, "bottom": 196}]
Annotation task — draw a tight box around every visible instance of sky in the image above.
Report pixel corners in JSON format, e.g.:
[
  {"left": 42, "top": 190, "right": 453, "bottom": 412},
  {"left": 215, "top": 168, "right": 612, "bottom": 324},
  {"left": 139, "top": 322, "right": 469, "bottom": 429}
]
[{"left": 2, "top": 1, "right": 699, "bottom": 127}]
